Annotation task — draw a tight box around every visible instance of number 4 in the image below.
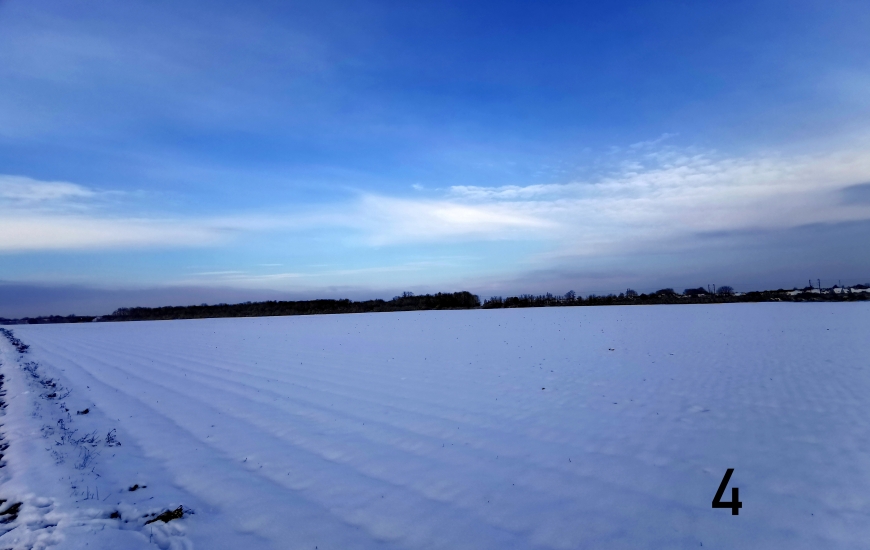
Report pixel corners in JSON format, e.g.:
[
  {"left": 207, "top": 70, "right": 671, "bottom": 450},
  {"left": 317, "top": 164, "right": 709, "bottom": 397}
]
[{"left": 712, "top": 468, "right": 742, "bottom": 515}]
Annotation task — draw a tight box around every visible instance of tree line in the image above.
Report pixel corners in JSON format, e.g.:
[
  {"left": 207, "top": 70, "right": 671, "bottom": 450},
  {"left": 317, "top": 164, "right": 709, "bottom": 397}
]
[
  {"left": 104, "top": 291, "right": 481, "bottom": 322},
  {"left": 1, "top": 285, "right": 867, "bottom": 325},
  {"left": 481, "top": 285, "right": 869, "bottom": 308}
]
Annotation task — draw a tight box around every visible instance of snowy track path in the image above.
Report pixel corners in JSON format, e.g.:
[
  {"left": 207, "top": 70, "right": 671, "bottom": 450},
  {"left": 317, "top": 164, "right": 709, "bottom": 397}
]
[{"left": 2, "top": 304, "right": 870, "bottom": 549}]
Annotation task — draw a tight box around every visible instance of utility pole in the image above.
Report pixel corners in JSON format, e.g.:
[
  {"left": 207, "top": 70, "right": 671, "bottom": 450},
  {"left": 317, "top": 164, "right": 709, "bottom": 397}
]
[{"left": 818, "top": 279, "right": 821, "bottom": 292}]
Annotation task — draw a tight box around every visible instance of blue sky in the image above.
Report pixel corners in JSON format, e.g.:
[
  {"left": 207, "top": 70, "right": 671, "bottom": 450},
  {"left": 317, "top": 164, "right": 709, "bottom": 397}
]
[{"left": 2, "top": 0, "right": 870, "bottom": 315}]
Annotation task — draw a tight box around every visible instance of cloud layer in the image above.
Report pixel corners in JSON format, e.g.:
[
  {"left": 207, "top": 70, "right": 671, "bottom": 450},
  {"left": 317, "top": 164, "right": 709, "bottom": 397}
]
[{"left": 3, "top": 143, "right": 870, "bottom": 257}]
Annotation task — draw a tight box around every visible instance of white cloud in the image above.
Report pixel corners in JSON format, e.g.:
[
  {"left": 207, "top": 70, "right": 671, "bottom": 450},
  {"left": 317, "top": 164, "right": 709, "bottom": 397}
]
[
  {"left": 0, "top": 215, "right": 225, "bottom": 252},
  {"left": 0, "top": 175, "right": 96, "bottom": 203},
  {"left": 440, "top": 145, "right": 870, "bottom": 256}
]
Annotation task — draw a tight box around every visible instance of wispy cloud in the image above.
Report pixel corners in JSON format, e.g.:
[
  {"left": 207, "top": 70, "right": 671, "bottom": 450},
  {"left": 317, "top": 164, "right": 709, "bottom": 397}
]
[
  {"left": 168, "top": 261, "right": 451, "bottom": 290},
  {"left": 183, "top": 271, "right": 307, "bottom": 283},
  {"left": 191, "top": 270, "right": 247, "bottom": 276},
  {"left": 0, "top": 175, "right": 96, "bottom": 203},
  {"left": 629, "top": 132, "right": 678, "bottom": 149},
  {"left": 0, "top": 176, "right": 308, "bottom": 252},
  {"left": 0, "top": 215, "right": 226, "bottom": 252}
]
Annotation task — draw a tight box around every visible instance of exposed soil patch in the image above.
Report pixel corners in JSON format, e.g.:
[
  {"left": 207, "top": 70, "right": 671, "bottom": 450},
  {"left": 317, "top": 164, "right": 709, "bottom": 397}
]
[
  {"left": 0, "top": 501, "right": 21, "bottom": 524},
  {"left": 145, "top": 505, "right": 186, "bottom": 525},
  {"left": 0, "top": 329, "right": 29, "bottom": 353},
  {"left": 0, "top": 348, "right": 8, "bottom": 469}
]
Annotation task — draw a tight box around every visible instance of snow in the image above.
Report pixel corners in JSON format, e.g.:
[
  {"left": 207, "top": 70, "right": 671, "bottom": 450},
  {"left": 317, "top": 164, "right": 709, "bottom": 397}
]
[
  {"left": 1, "top": 303, "right": 869, "bottom": 549},
  {"left": 788, "top": 288, "right": 870, "bottom": 295}
]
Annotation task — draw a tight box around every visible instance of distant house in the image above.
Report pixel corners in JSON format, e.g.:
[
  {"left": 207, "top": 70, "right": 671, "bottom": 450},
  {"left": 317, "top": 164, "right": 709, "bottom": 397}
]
[{"left": 684, "top": 287, "right": 709, "bottom": 297}]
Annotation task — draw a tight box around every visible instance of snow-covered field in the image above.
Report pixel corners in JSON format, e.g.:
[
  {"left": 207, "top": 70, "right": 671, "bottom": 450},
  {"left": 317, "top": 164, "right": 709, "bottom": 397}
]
[{"left": 1, "top": 304, "right": 869, "bottom": 549}]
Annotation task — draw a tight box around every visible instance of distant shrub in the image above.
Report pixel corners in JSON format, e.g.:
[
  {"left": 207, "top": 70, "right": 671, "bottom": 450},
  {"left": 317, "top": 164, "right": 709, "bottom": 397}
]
[
  {"left": 483, "top": 296, "right": 504, "bottom": 309},
  {"left": 684, "top": 287, "right": 709, "bottom": 296}
]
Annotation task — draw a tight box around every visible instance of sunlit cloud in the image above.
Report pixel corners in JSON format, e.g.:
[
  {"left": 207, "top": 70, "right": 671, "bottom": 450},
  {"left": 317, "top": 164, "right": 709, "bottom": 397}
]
[
  {"left": 352, "top": 195, "right": 557, "bottom": 245},
  {"left": 446, "top": 144, "right": 870, "bottom": 256}
]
